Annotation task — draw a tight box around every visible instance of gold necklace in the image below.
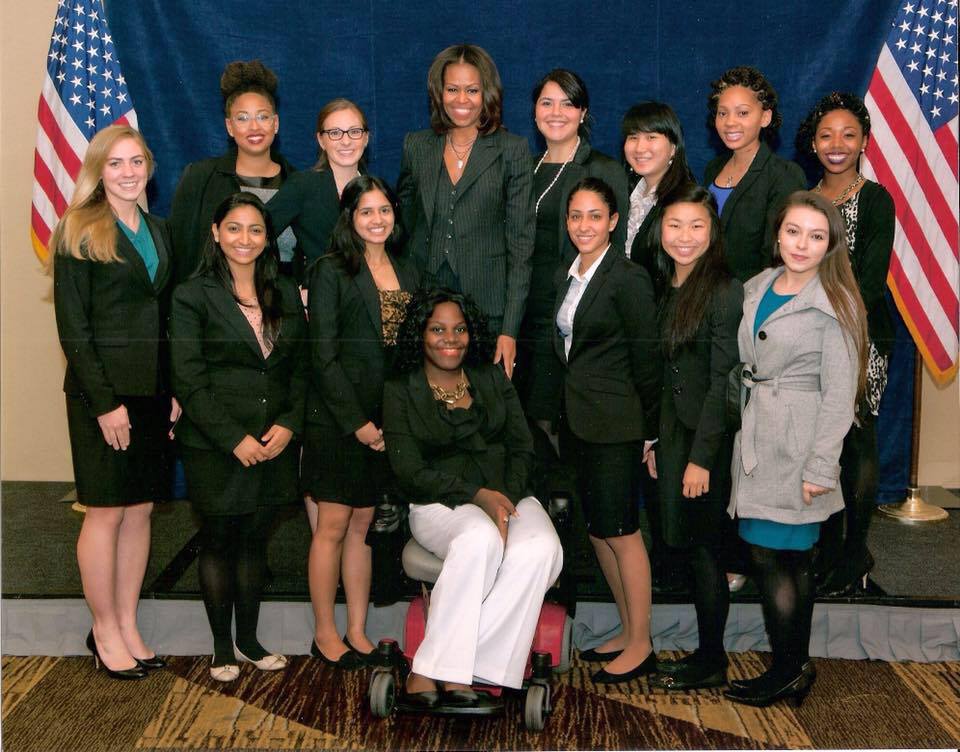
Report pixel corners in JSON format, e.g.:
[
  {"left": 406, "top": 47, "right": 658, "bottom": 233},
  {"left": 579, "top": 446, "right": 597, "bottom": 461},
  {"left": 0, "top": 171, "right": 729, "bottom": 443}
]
[
  {"left": 429, "top": 370, "right": 469, "bottom": 404},
  {"left": 814, "top": 173, "right": 864, "bottom": 206}
]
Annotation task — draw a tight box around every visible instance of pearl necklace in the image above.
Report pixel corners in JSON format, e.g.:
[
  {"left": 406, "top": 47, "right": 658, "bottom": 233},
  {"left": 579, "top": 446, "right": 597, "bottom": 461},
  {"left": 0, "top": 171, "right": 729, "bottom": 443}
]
[
  {"left": 429, "top": 371, "right": 469, "bottom": 405},
  {"left": 534, "top": 137, "right": 580, "bottom": 214},
  {"left": 814, "top": 173, "right": 864, "bottom": 206}
]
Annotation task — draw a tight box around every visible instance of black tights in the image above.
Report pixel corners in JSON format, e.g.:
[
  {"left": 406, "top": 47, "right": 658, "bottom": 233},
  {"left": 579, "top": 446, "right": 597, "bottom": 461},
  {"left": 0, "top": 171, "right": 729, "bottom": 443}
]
[
  {"left": 749, "top": 543, "right": 815, "bottom": 677},
  {"left": 688, "top": 544, "right": 729, "bottom": 664},
  {"left": 198, "top": 509, "right": 276, "bottom": 666}
]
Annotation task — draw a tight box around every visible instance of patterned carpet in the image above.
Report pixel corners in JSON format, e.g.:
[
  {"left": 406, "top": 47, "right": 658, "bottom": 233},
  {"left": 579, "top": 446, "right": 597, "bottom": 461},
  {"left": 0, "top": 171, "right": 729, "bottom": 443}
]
[{"left": 3, "top": 652, "right": 959, "bottom": 750}]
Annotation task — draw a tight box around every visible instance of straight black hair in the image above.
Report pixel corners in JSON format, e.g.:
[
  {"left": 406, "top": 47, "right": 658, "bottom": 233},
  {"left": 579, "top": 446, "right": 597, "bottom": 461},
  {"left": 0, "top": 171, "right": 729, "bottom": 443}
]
[
  {"left": 621, "top": 101, "right": 693, "bottom": 197},
  {"left": 328, "top": 175, "right": 403, "bottom": 277}
]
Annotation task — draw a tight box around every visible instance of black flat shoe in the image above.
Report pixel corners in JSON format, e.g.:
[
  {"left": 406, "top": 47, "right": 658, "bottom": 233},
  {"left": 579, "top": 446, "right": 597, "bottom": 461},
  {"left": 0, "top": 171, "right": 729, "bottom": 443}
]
[
  {"left": 442, "top": 688, "right": 480, "bottom": 707},
  {"left": 86, "top": 630, "right": 147, "bottom": 680},
  {"left": 310, "top": 640, "right": 362, "bottom": 670},
  {"left": 134, "top": 654, "right": 167, "bottom": 670},
  {"left": 651, "top": 662, "right": 726, "bottom": 691},
  {"left": 723, "top": 668, "right": 813, "bottom": 708},
  {"left": 579, "top": 647, "right": 623, "bottom": 662},
  {"left": 657, "top": 650, "right": 727, "bottom": 675},
  {"left": 591, "top": 650, "right": 658, "bottom": 684},
  {"left": 343, "top": 635, "right": 388, "bottom": 667},
  {"left": 397, "top": 689, "right": 440, "bottom": 709},
  {"left": 730, "top": 660, "right": 816, "bottom": 691}
]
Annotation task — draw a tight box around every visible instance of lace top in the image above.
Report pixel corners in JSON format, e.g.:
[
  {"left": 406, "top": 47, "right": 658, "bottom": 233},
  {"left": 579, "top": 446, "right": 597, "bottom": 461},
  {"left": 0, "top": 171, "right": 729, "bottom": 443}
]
[
  {"left": 237, "top": 301, "right": 273, "bottom": 358},
  {"left": 379, "top": 289, "right": 412, "bottom": 346}
]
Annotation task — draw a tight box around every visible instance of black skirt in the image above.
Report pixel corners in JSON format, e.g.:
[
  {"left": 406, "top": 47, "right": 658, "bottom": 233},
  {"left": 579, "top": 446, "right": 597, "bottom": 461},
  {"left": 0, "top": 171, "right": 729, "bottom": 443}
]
[
  {"left": 301, "top": 420, "right": 393, "bottom": 508},
  {"left": 181, "top": 440, "right": 300, "bottom": 516},
  {"left": 66, "top": 394, "right": 172, "bottom": 507},
  {"left": 515, "top": 316, "right": 563, "bottom": 423}
]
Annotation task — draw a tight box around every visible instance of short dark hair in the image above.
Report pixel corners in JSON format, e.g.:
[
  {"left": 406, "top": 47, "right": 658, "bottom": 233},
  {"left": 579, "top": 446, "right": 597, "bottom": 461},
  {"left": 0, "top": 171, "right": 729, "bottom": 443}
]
[
  {"left": 532, "top": 68, "right": 591, "bottom": 139},
  {"left": 427, "top": 44, "right": 502, "bottom": 135},
  {"left": 328, "top": 175, "right": 403, "bottom": 277},
  {"left": 200, "top": 192, "right": 283, "bottom": 344},
  {"left": 392, "top": 288, "right": 495, "bottom": 375},
  {"left": 566, "top": 175, "right": 618, "bottom": 216},
  {"left": 795, "top": 91, "right": 871, "bottom": 163},
  {"left": 220, "top": 59, "right": 279, "bottom": 115},
  {"left": 707, "top": 65, "right": 782, "bottom": 139},
  {"left": 620, "top": 101, "right": 694, "bottom": 197}
]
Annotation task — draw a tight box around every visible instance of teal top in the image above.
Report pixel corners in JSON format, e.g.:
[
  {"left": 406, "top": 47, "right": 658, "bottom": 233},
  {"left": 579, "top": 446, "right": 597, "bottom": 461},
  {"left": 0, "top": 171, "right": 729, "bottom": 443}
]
[
  {"left": 117, "top": 212, "right": 159, "bottom": 282},
  {"left": 740, "top": 281, "right": 820, "bottom": 551}
]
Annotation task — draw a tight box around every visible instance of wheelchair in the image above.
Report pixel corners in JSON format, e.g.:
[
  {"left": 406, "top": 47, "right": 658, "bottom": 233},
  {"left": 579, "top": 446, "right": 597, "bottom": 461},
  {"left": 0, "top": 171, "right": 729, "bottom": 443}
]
[{"left": 367, "top": 494, "right": 573, "bottom": 731}]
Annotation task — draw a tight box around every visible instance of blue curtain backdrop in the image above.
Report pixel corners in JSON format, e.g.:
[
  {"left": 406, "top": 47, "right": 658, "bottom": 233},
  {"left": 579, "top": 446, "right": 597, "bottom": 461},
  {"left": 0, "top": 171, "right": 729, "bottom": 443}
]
[{"left": 106, "top": 0, "right": 911, "bottom": 500}]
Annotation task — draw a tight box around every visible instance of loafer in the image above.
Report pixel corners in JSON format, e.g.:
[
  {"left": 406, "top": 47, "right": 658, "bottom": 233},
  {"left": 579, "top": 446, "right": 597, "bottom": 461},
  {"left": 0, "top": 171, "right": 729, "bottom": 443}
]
[
  {"left": 651, "top": 662, "right": 727, "bottom": 691},
  {"left": 591, "top": 650, "right": 658, "bottom": 684},
  {"left": 310, "top": 640, "right": 362, "bottom": 670}
]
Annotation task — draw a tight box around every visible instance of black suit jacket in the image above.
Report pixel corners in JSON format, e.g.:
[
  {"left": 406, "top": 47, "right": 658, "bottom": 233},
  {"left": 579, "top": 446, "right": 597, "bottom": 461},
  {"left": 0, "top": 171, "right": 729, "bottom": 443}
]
[
  {"left": 396, "top": 128, "right": 534, "bottom": 337},
  {"left": 306, "top": 253, "right": 420, "bottom": 434},
  {"left": 169, "top": 275, "right": 308, "bottom": 454},
  {"left": 383, "top": 363, "right": 534, "bottom": 508},
  {"left": 54, "top": 213, "right": 173, "bottom": 416},
  {"left": 168, "top": 149, "right": 297, "bottom": 284},
  {"left": 703, "top": 142, "right": 806, "bottom": 282},
  {"left": 554, "top": 248, "right": 661, "bottom": 443},
  {"left": 659, "top": 278, "right": 743, "bottom": 469}
]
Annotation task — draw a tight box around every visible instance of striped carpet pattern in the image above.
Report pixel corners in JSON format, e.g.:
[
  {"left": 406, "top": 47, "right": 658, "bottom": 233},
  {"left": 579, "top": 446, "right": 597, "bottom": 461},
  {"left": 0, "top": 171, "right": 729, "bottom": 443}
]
[{"left": 3, "top": 652, "right": 958, "bottom": 750}]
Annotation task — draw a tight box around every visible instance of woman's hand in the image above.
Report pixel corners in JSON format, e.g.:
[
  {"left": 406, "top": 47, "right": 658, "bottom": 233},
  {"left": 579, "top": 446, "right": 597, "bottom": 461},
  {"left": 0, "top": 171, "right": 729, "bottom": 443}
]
[
  {"left": 802, "top": 481, "right": 830, "bottom": 505},
  {"left": 168, "top": 397, "right": 182, "bottom": 439},
  {"left": 97, "top": 404, "right": 131, "bottom": 451},
  {"left": 472, "top": 487, "right": 518, "bottom": 541},
  {"left": 682, "top": 462, "right": 710, "bottom": 498},
  {"left": 261, "top": 424, "right": 294, "bottom": 459},
  {"left": 494, "top": 335, "right": 517, "bottom": 379},
  {"left": 233, "top": 435, "right": 270, "bottom": 467},
  {"left": 644, "top": 448, "right": 657, "bottom": 479},
  {"left": 355, "top": 421, "right": 385, "bottom": 452}
]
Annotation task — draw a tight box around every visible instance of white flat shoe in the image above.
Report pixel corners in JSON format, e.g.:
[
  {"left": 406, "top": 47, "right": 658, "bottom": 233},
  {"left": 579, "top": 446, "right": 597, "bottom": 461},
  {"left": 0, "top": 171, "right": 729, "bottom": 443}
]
[
  {"left": 209, "top": 661, "right": 240, "bottom": 682},
  {"left": 233, "top": 644, "right": 288, "bottom": 671}
]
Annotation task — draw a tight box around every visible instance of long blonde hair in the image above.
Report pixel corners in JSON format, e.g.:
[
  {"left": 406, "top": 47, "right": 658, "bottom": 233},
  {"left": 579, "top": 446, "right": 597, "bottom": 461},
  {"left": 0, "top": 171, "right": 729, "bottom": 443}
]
[
  {"left": 773, "top": 191, "right": 869, "bottom": 399},
  {"left": 50, "top": 125, "right": 154, "bottom": 264}
]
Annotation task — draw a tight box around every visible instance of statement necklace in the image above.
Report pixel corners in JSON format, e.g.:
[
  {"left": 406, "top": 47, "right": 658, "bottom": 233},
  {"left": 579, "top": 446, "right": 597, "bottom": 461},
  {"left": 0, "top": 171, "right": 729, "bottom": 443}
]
[
  {"left": 534, "top": 137, "right": 580, "bottom": 214},
  {"left": 814, "top": 173, "right": 864, "bottom": 206},
  {"left": 447, "top": 136, "right": 477, "bottom": 170},
  {"left": 429, "top": 370, "right": 469, "bottom": 405}
]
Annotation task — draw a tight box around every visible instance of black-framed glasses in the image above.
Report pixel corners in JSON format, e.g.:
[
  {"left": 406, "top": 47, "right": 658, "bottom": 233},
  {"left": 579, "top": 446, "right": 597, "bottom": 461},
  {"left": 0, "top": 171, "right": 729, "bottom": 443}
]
[{"left": 321, "top": 127, "right": 367, "bottom": 140}]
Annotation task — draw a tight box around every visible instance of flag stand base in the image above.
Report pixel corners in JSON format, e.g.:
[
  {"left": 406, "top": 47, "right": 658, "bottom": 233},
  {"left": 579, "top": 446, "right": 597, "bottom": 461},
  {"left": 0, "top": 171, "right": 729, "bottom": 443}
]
[{"left": 877, "top": 486, "right": 948, "bottom": 523}]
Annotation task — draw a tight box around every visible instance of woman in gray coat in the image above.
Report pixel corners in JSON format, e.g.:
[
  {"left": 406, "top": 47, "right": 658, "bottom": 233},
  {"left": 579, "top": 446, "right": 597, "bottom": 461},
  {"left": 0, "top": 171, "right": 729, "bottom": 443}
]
[{"left": 724, "top": 191, "right": 867, "bottom": 708}]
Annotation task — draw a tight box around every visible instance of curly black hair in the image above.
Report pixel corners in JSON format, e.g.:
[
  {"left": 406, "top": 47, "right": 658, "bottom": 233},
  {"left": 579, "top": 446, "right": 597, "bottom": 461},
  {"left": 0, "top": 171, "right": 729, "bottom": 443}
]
[
  {"left": 392, "top": 288, "right": 496, "bottom": 375},
  {"left": 220, "top": 59, "right": 279, "bottom": 115},
  {"left": 795, "top": 91, "right": 871, "bottom": 159},
  {"left": 707, "top": 65, "right": 782, "bottom": 139}
]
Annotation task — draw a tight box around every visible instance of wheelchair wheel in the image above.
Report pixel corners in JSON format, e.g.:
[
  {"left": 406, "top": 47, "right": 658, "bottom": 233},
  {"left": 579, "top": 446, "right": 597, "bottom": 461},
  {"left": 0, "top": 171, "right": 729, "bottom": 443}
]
[
  {"left": 524, "top": 684, "right": 549, "bottom": 731},
  {"left": 369, "top": 670, "right": 396, "bottom": 718},
  {"left": 555, "top": 615, "right": 573, "bottom": 674}
]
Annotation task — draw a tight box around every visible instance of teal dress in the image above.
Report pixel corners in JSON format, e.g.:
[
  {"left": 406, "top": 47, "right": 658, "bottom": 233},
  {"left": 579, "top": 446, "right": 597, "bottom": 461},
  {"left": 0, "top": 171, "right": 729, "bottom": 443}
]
[{"left": 739, "top": 285, "right": 821, "bottom": 552}]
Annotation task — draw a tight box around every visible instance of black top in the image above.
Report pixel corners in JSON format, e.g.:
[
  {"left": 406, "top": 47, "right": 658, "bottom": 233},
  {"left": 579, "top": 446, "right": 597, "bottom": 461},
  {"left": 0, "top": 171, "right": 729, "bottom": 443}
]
[
  {"left": 383, "top": 362, "right": 534, "bottom": 508},
  {"left": 168, "top": 148, "right": 297, "bottom": 284},
  {"left": 528, "top": 162, "right": 565, "bottom": 321},
  {"left": 54, "top": 213, "right": 173, "bottom": 415},
  {"left": 702, "top": 142, "right": 806, "bottom": 282}
]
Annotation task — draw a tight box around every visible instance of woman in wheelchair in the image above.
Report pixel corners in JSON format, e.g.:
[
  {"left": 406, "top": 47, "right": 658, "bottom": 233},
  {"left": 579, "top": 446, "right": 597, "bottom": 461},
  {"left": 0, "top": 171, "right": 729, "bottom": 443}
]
[{"left": 383, "top": 288, "right": 564, "bottom": 709}]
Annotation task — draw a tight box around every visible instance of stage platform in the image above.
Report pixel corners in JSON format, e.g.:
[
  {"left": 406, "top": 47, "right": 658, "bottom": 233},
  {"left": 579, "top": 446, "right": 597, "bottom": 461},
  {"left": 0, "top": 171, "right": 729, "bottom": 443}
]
[{"left": 2, "top": 482, "right": 958, "bottom": 662}]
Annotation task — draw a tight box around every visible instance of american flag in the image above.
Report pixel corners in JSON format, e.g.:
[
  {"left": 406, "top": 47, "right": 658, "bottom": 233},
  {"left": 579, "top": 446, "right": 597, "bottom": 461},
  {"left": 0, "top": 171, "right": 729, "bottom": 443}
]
[
  {"left": 862, "top": 0, "right": 960, "bottom": 384},
  {"left": 31, "top": 0, "right": 138, "bottom": 263}
]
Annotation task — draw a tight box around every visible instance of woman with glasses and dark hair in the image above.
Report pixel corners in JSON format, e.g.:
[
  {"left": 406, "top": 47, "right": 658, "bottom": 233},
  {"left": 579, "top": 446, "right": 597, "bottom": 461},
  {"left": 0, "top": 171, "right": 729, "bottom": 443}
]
[
  {"left": 516, "top": 69, "right": 628, "bottom": 493},
  {"left": 268, "top": 98, "right": 371, "bottom": 288},
  {"left": 397, "top": 44, "right": 535, "bottom": 381},
  {"left": 304, "top": 175, "right": 419, "bottom": 669},
  {"left": 169, "top": 60, "right": 297, "bottom": 284},
  {"left": 170, "top": 192, "right": 308, "bottom": 682}
]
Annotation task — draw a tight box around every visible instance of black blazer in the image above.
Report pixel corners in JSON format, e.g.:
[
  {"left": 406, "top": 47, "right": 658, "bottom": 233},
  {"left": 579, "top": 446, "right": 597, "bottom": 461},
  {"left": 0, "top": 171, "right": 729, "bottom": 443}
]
[
  {"left": 168, "top": 149, "right": 297, "bottom": 284},
  {"left": 703, "top": 142, "right": 806, "bottom": 282},
  {"left": 546, "top": 142, "right": 629, "bottom": 263},
  {"left": 267, "top": 167, "right": 346, "bottom": 283},
  {"left": 397, "top": 128, "right": 534, "bottom": 337},
  {"left": 554, "top": 248, "right": 661, "bottom": 444},
  {"left": 848, "top": 180, "right": 896, "bottom": 353},
  {"left": 54, "top": 213, "right": 173, "bottom": 416},
  {"left": 629, "top": 202, "right": 667, "bottom": 297},
  {"left": 383, "top": 363, "right": 534, "bottom": 508},
  {"left": 169, "top": 275, "right": 308, "bottom": 454},
  {"left": 307, "top": 253, "right": 420, "bottom": 434},
  {"left": 659, "top": 278, "right": 743, "bottom": 469}
]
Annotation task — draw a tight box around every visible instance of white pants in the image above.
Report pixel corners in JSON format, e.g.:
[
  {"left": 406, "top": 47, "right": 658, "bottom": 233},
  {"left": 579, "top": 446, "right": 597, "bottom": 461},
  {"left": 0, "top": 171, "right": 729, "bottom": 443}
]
[{"left": 408, "top": 496, "right": 564, "bottom": 688}]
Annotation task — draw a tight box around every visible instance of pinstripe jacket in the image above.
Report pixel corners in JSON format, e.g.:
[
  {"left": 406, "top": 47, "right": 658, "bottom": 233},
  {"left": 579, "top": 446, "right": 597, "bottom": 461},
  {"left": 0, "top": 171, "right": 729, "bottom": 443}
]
[{"left": 396, "top": 128, "right": 535, "bottom": 338}]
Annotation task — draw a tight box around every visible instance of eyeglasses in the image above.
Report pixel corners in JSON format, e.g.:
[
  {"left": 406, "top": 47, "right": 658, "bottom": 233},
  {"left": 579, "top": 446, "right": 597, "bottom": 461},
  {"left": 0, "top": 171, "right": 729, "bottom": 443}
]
[
  {"left": 231, "top": 112, "right": 276, "bottom": 125},
  {"left": 320, "top": 127, "right": 367, "bottom": 140}
]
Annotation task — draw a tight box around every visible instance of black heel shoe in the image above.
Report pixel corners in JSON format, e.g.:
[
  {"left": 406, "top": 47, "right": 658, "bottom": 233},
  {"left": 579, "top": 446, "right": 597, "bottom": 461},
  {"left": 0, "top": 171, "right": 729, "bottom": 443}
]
[
  {"left": 591, "top": 649, "right": 658, "bottom": 684},
  {"left": 310, "top": 639, "right": 362, "bottom": 670},
  {"left": 723, "top": 667, "right": 813, "bottom": 707},
  {"left": 86, "top": 631, "right": 147, "bottom": 680},
  {"left": 818, "top": 552, "right": 874, "bottom": 597},
  {"left": 134, "top": 654, "right": 167, "bottom": 670}
]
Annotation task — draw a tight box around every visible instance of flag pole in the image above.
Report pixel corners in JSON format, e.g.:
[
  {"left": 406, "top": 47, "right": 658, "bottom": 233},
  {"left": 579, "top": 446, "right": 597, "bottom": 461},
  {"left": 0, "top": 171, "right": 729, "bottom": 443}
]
[{"left": 877, "top": 348, "right": 948, "bottom": 523}]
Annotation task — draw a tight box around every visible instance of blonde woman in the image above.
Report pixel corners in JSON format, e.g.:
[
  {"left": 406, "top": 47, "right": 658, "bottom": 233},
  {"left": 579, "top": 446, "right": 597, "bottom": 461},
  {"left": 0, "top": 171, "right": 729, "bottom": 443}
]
[{"left": 53, "top": 124, "right": 177, "bottom": 679}]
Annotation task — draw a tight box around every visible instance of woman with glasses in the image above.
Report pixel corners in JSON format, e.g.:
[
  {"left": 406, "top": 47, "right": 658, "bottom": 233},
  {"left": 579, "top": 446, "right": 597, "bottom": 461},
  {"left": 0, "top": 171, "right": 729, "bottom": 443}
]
[
  {"left": 169, "top": 60, "right": 297, "bottom": 283},
  {"left": 268, "top": 99, "right": 371, "bottom": 287}
]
